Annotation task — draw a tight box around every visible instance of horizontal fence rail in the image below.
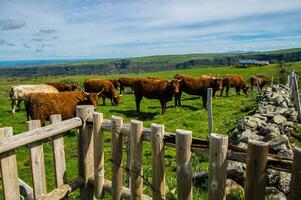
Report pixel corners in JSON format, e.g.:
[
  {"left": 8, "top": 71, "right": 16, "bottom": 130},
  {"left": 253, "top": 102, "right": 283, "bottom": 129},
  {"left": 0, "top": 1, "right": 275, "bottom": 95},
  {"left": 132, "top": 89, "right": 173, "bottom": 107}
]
[{"left": 86, "top": 118, "right": 293, "bottom": 173}]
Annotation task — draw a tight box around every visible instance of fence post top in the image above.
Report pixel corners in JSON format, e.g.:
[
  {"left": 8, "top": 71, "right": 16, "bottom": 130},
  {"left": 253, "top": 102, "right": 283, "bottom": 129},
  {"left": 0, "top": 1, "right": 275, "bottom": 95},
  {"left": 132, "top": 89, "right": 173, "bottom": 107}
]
[
  {"left": 294, "top": 146, "right": 301, "bottom": 153},
  {"left": 131, "top": 119, "right": 143, "bottom": 125},
  {"left": 150, "top": 123, "right": 164, "bottom": 128},
  {"left": 93, "top": 111, "right": 102, "bottom": 115},
  {"left": 210, "top": 133, "right": 228, "bottom": 139},
  {"left": 76, "top": 105, "right": 94, "bottom": 109},
  {"left": 248, "top": 140, "right": 269, "bottom": 147},
  {"left": 176, "top": 129, "right": 192, "bottom": 135},
  {"left": 112, "top": 115, "right": 123, "bottom": 121}
]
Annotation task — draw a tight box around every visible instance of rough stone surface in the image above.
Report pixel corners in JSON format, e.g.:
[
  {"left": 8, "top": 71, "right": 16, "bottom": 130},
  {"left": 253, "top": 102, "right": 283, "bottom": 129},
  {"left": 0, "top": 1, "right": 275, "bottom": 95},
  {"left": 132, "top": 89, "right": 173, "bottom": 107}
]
[{"left": 228, "top": 84, "right": 300, "bottom": 197}]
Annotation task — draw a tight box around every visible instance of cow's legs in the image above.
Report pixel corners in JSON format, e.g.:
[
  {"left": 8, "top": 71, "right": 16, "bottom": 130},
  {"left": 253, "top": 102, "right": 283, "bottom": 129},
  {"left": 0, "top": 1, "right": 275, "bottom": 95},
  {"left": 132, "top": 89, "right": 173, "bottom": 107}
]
[
  {"left": 175, "top": 91, "right": 182, "bottom": 107},
  {"left": 160, "top": 100, "right": 167, "bottom": 114},
  {"left": 135, "top": 96, "right": 142, "bottom": 112},
  {"left": 102, "top": 97, "right": 106, "bottom": 105},
  {"left": 202, "top": 95, "right": 207, "bottom": 109},
  {"left": 17, "top": 99, "right": 22, "bottom": 109},
  {"left": 225, "top": 86, "right": 230, "bottom": 97},
  {"left": 236, "top": 87, "right": 241, "bottom": 95},
  {"left": 11, "top": 99, "right": 17, "bottom": 113},
  {"left": 220, "top": 86, "right": 225, "bottom": 97}
]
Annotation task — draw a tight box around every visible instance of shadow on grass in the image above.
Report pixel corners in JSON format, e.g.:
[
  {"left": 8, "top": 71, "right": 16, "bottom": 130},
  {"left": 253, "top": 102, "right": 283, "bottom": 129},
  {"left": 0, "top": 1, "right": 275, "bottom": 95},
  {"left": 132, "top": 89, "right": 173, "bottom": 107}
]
[
  {"left": 112, "top": 109, "right": 158, "bottom": 120},
  {"left": 180, "top": 104, "right": 199, "bottom": 111},
  {"left": 182, "top": 96, "right": 200, "bottom": 101}
]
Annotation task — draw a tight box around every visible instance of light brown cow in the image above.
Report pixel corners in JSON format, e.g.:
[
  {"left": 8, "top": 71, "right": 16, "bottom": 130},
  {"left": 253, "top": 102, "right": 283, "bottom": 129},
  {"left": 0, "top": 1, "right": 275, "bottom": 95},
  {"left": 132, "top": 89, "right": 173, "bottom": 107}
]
[
  {"left": 250, "top": 75, "right": 268, "bottom": 91},
  {"left": 25, "top": 91, "right": 100, "bottom": 126},
  {"left": 10, "top": 84, "right": 59, "bottom": 113}
]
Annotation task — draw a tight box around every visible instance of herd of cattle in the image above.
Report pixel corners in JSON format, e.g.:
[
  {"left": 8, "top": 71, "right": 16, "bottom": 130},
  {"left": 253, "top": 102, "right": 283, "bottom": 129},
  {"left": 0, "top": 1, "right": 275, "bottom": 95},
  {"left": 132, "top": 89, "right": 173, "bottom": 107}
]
[{"left": 9, "top": 73, "right": 268, "bottom": 125}]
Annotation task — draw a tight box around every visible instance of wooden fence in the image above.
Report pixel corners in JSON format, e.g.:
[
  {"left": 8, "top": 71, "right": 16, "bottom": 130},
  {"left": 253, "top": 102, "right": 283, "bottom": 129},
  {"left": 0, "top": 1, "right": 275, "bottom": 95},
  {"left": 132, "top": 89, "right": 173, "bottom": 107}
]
[
  {"left": 0, "top": 104, "right": 300, "bottom": 200},
  {"left": 288, "top": 71, "right": 301, "bottom": 122}
]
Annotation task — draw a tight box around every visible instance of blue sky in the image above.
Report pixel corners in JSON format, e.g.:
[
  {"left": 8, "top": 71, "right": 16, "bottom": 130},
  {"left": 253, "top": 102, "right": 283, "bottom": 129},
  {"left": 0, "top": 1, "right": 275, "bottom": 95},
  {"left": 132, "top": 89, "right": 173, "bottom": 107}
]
[{"left": 0, "top": 0, "right": 301, "bottom": 60}]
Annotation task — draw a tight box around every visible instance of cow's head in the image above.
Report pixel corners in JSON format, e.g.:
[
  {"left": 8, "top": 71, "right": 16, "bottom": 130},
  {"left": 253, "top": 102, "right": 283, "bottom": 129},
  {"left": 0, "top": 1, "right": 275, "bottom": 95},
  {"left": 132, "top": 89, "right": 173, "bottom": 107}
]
[
  {"left": 213, "top": 78, "right": 223, "bottom": 90},
  {"left": 112, "top": 94, "right": 121, "bottom": 106},
  {"left": 243, "top": 86, "right": 249, "bottom": 94},
  {"left": 82, "top": 92, "right": 101, "bottom": 108},
  {"left": 168, "top": 79, "right": 182, "bottom": 94}
]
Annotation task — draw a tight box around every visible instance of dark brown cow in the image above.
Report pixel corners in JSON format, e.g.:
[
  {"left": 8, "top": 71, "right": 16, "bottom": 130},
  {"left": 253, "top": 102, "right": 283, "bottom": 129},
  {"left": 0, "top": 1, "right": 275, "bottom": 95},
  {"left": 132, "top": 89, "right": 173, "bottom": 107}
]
[
  {"left": 118, "top": 77, "right": 137, "bottom": 94},
  {"left": 46, "top": 82, "right": 78, "bottom": 92},
  {"left": 174, "top": 74, "right": 213, "bottom": 108},
  {"left": 220, "top": 74, "right": 249, "bottom": 96},
  {"left": 109, "top": 79, "right": 120, "bottom": 90},
  {"left": 250, "top": 75, "right": 268, "bottom": 91},
  {"left": 133, "top": 78, "right": 181, "bottom": 114},
  {"left": 25, "top": 91, "right": 100, "bottom": 126},
  {"left": 84, "top": 79, "right": 120, "bottom": 106}
]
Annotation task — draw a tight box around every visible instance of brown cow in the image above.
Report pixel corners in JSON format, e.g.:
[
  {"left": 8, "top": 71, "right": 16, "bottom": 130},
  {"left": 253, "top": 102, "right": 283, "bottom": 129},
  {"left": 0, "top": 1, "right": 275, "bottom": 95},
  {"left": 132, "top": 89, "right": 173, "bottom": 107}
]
[
  {"left": 250, "top": 75, "right": 268, "bottom": 91},
  {"left": 200, "top": 74, "right": 223, "bottom": 97},
  {"left": 146, "top": 76, "right": 165, "bottom": 80},
  {"left": 25, "top": 91, "right": 100, "bottom": 126},
  {"left": 109, "top": 79, "right": 120, "bottom": 90},
  {"left": 133, "top": 78, "right": 181, "bottom": 114},
  {"left": 84, "top": 79, "right": 121, "bottom": 106},
  {"left": 220, "top": 74, "right": 249, "bottom": 96},
  {"left": 174, "top": 74, "right": 213, "bottom": 108},
  {"left": 118, "top": 77, "right": 137, "bottom": 94},
  {"left": 46, "top": 82, "right": 78, "bottom": 92}
]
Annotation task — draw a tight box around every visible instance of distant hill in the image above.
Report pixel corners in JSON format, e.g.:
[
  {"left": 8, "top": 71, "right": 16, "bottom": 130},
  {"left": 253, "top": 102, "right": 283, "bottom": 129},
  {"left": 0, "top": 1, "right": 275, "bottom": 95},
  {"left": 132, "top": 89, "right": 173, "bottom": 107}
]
[{"left": 1, "top": 48, "right": 301, "bottom": 77}]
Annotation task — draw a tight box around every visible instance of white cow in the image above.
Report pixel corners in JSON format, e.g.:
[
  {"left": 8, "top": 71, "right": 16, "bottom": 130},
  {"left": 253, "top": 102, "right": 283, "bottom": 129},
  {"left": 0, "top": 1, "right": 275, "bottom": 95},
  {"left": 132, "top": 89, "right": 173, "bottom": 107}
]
[{"left": 10, "top": 84, "right": 59, "bottom": 113}]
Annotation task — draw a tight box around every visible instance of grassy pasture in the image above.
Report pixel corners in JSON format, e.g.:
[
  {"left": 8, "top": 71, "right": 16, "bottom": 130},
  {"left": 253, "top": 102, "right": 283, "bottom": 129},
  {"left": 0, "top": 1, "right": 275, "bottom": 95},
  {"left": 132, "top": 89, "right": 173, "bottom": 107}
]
[{"left": 0, "top": 62, "right": 300, "bottom": 199}]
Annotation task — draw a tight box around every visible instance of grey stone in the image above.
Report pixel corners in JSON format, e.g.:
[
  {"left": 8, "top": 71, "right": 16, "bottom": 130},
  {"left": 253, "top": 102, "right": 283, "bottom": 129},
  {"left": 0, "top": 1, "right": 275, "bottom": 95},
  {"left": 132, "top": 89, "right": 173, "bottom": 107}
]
[
  {"left": 265, "top": 187, "right": 287, "bottom": 200},
  {"left": 273, "top": 115, "right": 287, "bottom": 125}
]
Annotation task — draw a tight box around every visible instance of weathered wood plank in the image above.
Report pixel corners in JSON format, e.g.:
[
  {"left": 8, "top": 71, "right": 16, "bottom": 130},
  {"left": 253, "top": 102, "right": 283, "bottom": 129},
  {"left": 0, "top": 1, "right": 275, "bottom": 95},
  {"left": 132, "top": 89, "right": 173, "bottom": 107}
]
[
  {"left": 288, "top": 147, "right": 301, "bottom": 200},
  {"left": 93, "top": 112, "right": 104, "bottom": 198},
  {"left": 76, "top": 105, "right": 95, "bottom": 200},
  {"left": 176, "top": 129, "right": 192, "bottom": 200},
  {"left": 208, "top": 133, "right": 228, "bottom": 200},
  {"left": 244, "top": 140, "right": 269, "bottom": 200},
  {"left": 0, "top": 118, "right": 82, "bottom": 154},
  {"left": 50, "top": 114, "right": 67, "bottom": 187},
  {"left": 130, "top": 120, "right": 144, "bottom": 200},
  {"left": 111, "top": 116, "right": 124, "bottom": 200},
  {"left": 102, "top": 179, "right": 152, "bottom": 200},
  {"left": 0, "top": 127, "right": 20, "bottom": 200},
  {"left": 292, "top": 75, "right": 301, "bottom": 122},
  {"left": 37, "top": 177, "right": 84, "bottom": 200},
  {"left": 28, "top": 120, "right": 47, "bottom": 199},
  {"left": 151, "top": 123, "right": 166, "bottom": 200},
  {"left": 96, "top": 120, "right": 292, "bottom": 172}
]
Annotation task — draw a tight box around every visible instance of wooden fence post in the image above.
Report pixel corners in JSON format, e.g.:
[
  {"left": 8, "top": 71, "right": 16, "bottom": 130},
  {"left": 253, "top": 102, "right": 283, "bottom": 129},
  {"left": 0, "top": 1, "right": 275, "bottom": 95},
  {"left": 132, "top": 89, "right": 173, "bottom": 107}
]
[
  {"left": 208, "top": 133, "right": 228, "bottom": 200},
  {"left": 151, "top": 123, "right": 166, "bottom": 200},
  {"left": 111, "top": 116, "right": 124, "bottom": 200},
  {"left": 271, "top": 76, "right": 273, "bottom": 87},
  {"left": 288, "top": 147, "right": 301, "bottom": 200},
  {"left": 207, "top": 88, "right": 213, "bottom": 135},
  {"left": 130, "top": 120, "right": 143, "bottom": 200},
  {"left": 244, "top": 140, "right": 269, "bottom": 200},
  {"left": 27, "top": 120, "right": 47, "bottom": 199},
  {"left": 0, "top": 127, "right": 20, "bottom": 200},
  {"left": 93, "top": 112, "right": 104, "bottom": 198},
  {"left": 76, "top": 105, "right": 95, "bottom": 200},
  {"left": 50, "top": 114, "right": 67, "bottom": 188},
  {"left": 176, "top": 129, "right": 192, "bottom": 200},
  {"left": 292, "top": 75, "right": 301, "bottom": 122}
]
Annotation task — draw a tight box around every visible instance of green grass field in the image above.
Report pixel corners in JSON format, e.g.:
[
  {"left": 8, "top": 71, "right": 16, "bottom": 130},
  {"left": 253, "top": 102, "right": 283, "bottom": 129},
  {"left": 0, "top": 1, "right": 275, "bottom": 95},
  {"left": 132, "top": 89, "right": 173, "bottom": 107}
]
[{"left": 0, "top": 62, "right": 300, "bottom": 199}]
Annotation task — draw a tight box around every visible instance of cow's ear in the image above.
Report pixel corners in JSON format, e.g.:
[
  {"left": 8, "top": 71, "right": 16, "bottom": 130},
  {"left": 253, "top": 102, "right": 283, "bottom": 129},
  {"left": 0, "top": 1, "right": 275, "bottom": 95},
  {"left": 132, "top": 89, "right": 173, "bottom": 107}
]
[
  {"left": 179, "top": 79, "right": 183, "bottom": 82},
  {"left": 166, "top": 80, "right": 171, "bottom": 83}
]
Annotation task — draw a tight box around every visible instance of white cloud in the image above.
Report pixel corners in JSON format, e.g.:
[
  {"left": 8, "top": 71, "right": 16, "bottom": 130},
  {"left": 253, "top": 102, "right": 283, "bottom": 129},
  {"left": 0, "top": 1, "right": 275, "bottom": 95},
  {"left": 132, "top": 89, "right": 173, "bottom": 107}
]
[{"left": 0, "top": 0, "right": 300, "bottom": 60}]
